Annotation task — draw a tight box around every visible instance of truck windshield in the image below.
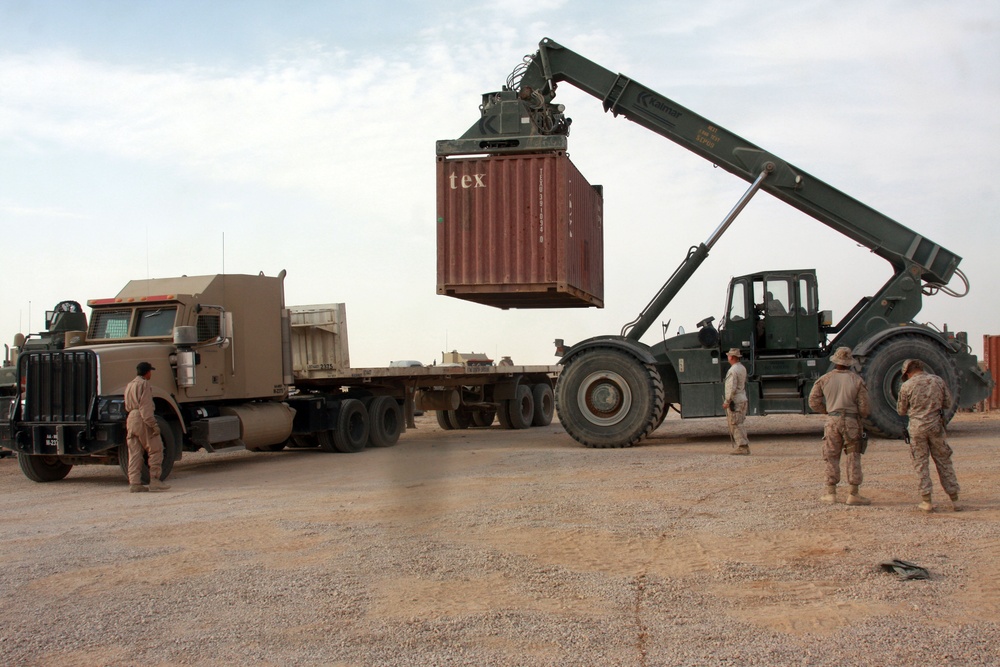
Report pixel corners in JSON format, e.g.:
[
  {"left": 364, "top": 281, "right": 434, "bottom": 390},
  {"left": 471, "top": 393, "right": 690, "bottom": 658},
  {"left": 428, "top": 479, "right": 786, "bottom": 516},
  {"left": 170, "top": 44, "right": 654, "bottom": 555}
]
[{"left": 136, "top": 308, "right": 177, "bottom": 337}]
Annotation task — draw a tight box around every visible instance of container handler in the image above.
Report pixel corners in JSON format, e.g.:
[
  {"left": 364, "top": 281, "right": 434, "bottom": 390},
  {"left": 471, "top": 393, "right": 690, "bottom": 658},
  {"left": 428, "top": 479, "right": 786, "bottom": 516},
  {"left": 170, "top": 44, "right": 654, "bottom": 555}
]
[{"left": 438, "top": 38, "right": 993, "bottom": 448}]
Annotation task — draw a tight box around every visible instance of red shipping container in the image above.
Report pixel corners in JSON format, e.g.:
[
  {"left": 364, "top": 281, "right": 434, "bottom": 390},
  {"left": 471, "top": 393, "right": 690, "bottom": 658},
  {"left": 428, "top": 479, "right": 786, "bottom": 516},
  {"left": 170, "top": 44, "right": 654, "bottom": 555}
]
[
  {"left": 985, "top": 335, "right": 1000, "bottom": 410},
  {"left": 436, "top": 152, "right": 604, "bottom": 309}
]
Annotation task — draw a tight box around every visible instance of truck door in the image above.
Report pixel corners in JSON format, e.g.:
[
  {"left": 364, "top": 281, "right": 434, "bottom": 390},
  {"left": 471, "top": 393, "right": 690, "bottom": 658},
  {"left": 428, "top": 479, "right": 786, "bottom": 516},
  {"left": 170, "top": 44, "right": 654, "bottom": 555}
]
[
  {"left": 759, "top": 277, "right": 796, "bottom": 350},
  {"left": 720, "top": 278, "right": 756, "bottom": 354}
]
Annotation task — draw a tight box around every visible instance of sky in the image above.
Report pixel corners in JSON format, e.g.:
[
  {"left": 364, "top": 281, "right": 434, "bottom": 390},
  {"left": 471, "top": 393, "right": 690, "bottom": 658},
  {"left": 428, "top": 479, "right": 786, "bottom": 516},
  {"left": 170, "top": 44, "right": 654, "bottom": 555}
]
[{"left": 1, "top": 0, "right": 998, "bottom": 368}]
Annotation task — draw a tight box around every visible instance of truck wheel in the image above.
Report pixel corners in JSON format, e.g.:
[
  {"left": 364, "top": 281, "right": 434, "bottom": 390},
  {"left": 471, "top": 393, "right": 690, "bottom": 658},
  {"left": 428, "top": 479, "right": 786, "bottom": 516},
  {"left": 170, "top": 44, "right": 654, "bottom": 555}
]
[
  {"left": 861, "top": 335, "right": 959, "bottom": 438},
  {"left": 18, "top": 455, "right": 72, "bottom": 483},
  {"left": 118, "top": 416, "right": 178, "bottom": 483},
  {"left": 555, "top": 347, "right": 665, "bottom": 448},
  {"left": 333, "top": 398, "right": 369, "bottom": 453},
  {"left": 531, "top": 383, "right": 554, "bottom": 427},
  {"left": 447, "top": 408, "right": 472, "bottom": 429},
  {"left": 435, "top": 410, "right": 454, "bottom": 430},
  {"left": 496, "top": 401, "right": 513, "bottom": 429},
  {"left": 507, "top": 384, "right": 535, "bottom": 429},
  {"left": 472, "top": 408, "right": 496, "bottom": 427},
  {"left": 367, "top": 396, "right": 403, "bottom": 447}
]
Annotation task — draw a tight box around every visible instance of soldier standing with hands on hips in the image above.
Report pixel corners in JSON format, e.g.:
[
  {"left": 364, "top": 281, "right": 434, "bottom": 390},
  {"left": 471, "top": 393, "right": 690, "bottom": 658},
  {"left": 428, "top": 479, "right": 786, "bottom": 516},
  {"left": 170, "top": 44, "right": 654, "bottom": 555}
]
[
  {"left": 723, "top": 348, "right": 750, "bottom": 456},
  {"left": 808, "top": 347, "right": 871, "bottom": 506},
  {"left": 124, "top": 361, "right": 171, "bottom": 493},
  {"left": 897, "top": 358, "right": 961, "bottom": 512}
]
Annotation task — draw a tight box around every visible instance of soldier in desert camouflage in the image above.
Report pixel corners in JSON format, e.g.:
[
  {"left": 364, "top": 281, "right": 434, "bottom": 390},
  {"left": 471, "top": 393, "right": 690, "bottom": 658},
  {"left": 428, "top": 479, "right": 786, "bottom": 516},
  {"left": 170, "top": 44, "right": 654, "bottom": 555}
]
[{"left": 897, "top": 358, "right": 961, "bottom": 512}]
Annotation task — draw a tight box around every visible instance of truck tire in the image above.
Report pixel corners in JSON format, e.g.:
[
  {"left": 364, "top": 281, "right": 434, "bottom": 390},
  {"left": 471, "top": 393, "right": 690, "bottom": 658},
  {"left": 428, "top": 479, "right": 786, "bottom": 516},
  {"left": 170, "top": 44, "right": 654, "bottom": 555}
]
[
  {"left": 332, "top": 398, "right": 369, "bottom": 453},
  {"left": 446, "top": 408, "right": 473, "bottom": 429},
  {"left": 472, "top": 408, "right": 496, "bottom": 427},
  {"left": 507, "top": 384, "right": 535, "bottom": 429},
  {"left": 531, "top": 383, "right": 554, "bottom": 427},
  {"left": 18, "top": 455, "right": 72, "bottom": 483},
  {"left": 117, "top": 415, "right": 178, "bottom": 483},
  {"left": 555, "top": 347, "right": 665, "bottom": 448},
  {"left": 435, "top": 410, "right": 454, "bottom": 430},
  {"left": 496, "top": 401, "right": 514, "bottom": 429},
  {"left": 861, "top": 335, "right": 959, "bottom": 438},
  {"left": 367, "top": 396, "right": 402, "bottom": 448}
]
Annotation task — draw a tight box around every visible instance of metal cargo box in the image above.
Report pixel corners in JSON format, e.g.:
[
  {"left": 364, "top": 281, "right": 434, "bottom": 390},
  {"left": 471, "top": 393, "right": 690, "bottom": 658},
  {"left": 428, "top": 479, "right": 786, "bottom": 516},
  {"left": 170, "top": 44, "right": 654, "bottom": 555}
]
[
  {"left": 288, "top": 304, "right": 350, "bottom": 378},
  {"left": 436, "top": 152, "right": 604, "bottom": 309}
]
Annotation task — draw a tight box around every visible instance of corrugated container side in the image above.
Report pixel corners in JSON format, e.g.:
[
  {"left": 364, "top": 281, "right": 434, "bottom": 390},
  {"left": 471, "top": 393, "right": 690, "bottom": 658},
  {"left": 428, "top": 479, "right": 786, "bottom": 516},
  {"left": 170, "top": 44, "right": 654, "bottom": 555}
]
[
  {"left": 436, "top": 152, "right": 603, "bottom": 309},
  {"left": 288, "top": 304, "right": 350, "bottom": 377},
  {"left": 985, "top": 334, "right": 1000, "bottom": 410}
]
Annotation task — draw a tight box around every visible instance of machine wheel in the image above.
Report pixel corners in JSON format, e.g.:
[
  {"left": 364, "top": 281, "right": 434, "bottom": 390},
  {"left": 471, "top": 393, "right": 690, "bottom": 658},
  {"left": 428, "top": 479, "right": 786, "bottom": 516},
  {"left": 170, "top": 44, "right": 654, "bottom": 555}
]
[
  {"left": 366, "top": 396, "right": 403, "bottom": 448},
  {"left": 531, "top": 383, "right": 554, "bottom": 427},
  {"left": 861, "top": 335, "right": 958, "bottom": 438},
  {"left": 333, "top": 398, "right": 369, "bottom": 453},
  {"left": 471, "top": 408, "right": 496, "bottom": 428},
  {"left": 507, "top": 384, "right": 535, "bottom": 430},
  {"left": 118, "top": 415, "right": 178, "bottom": 483},
  {"left": 435, "top": 410, "right": 454, "bottom": 430},
  {"left": 555, "top": 347, "right": 665, "bottom": 448},
  {"left": 446, "top": 408, "right": 473, "bottom": 430},
  {"left": 289, "top": 434, "right": 318, "bottom": 448},
  {"left": 18, "top": 455, "right": 73, "bottom": 483}
]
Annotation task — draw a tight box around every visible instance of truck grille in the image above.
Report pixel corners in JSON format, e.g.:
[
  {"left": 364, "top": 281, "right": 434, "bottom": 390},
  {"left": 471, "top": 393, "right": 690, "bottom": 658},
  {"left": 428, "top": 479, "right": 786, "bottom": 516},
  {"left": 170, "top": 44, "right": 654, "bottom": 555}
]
[{"left": 20, "top": 350, "right": 97, "bottom": 423}]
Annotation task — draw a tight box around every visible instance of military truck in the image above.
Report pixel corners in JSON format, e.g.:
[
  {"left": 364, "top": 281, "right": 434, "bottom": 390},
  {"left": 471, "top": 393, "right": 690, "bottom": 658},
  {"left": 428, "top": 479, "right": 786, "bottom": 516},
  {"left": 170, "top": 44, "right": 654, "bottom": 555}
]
[
  {"left": 0, "top": 271, "right": 558, "bottom": 482},
  {"left": 1, "top": 301, "right": 88, "bottom": 393}
]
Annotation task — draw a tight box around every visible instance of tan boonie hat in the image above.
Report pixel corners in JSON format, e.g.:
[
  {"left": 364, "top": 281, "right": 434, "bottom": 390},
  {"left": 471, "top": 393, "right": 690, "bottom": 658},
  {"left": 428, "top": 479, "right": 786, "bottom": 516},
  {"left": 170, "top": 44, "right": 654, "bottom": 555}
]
[
  {"left": 726, "top": 348, "right": 743, "bottom": 359},
  {"left": 902, "top": 358, "right": 923, "bottom": 375},
  {"left": 829, "top": 347, "right": 854, "bottom": 366}
]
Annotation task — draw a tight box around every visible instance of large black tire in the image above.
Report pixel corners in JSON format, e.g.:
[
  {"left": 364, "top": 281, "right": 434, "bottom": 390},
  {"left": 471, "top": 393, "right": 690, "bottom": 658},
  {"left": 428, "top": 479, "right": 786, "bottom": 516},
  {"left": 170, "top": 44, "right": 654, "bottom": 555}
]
[
  {"left": 446, "top": 408, "right": 473, "bottom": 430},
  {"left": 118, "top": 415, "right": 178, "bottom": 483},
  {"left": 507, "top": 384, "right": 535, "bottom": 430},
  {"left": 471, "top": 408, "right": 496, "bottom": 428},
  {"left": 531, "top": 383, "right": 554, "bottom": 427},
  {"left": 333, "top": 398, "right": 369, "bottom": 453},
  {"left": 435, "top": 410, "right": 454, "bottom": 430},
  {"left": 366, "top": 396, "right": 403, "bottom": 448},
  {"left": 861, "top": 335, "right": 958, "bottom": 438},
  {"left": 555, "top": 347, "right": 665, "bottom": 448},
  {"left": 18, "top": 455, "right": 72, "bottom": 483},
  {"left": 496, "top": 401, "right": 514, "bottom": 429}
]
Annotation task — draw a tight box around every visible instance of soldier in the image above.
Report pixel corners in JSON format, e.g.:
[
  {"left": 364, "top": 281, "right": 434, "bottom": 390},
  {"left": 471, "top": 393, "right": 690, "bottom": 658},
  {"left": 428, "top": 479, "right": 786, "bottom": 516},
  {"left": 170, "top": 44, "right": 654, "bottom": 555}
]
[
  {"left": 723, "top": 348, "right": 750, "bottom": 455},
  {"left": 897, "top": 359, "right": 961, "bottom": 512},
  {"left": 124, "top": 361, "right": 171, "bottom": 493},
  {"left": 808, "top": 347, "right": 871, "bottom": 505}
]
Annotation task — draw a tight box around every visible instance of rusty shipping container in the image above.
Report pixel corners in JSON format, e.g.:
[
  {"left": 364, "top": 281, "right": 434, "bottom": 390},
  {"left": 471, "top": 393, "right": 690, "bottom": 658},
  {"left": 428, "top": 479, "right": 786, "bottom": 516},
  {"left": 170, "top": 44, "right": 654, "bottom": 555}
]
[
  {"left": 985, "top": 335, "right": 1000, "bottom": 410},
  {"left": 436, "top": 152, "right": 604, "bottom": 309}
]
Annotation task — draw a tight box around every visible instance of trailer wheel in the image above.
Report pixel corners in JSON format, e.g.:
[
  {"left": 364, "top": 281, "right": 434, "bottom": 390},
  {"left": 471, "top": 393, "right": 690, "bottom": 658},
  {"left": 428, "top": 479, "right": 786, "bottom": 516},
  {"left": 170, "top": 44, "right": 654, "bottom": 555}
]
[
  {"left": 367, "top": 396, "right": 403, "bottom": 448},
  {"left": 496, "top": 401, "right": 513, "bottom": 429},
  {"left": 472, "top": 408, "right": 496, "bottom": 427},
  {"left": 333, "top": 398, "right": 369, "bottom": 453},
  {"left": 435, "top": 410, "right": 454, "bottom": 430},
  {"left": 861, "top": 335, "right": 958, "bottom": 438},
  {"left": 507, "top": 384, "right": 535, "bottom": 429},
  {"left": 18, "top": 455, "right": 72, "bottom": 483},
  {"left": 555, "top": 347, "right": 665, "bottom": 448},
  {"left": 531, "top": 383, "right": 554, "bottom": 427},
  {"left": 117, "top": 415, "right": 178, "bottom": 483},
  {"left": 447, "top": 408, "right": 473, "bottom": 429}
]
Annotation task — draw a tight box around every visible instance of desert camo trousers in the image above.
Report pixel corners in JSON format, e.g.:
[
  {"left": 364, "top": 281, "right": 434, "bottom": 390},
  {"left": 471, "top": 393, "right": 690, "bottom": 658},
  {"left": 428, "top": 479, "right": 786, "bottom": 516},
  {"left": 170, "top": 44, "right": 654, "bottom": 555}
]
[
  {"left": 909, "top": 423, "right": 960, "bottom": 499},
  {"left": 823, "top": 414, "right": 863, "bottom": 486},
  {"left": 126, "top": 412, "right": 164, "bottom": 486},
  {"left": 726, "top": 400, "right": 749, "bottom": 448}
]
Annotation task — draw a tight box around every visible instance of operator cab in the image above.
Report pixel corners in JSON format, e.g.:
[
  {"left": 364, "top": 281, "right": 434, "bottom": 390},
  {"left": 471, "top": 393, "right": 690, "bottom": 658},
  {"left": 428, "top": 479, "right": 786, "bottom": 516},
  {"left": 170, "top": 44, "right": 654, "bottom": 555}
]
[{"left": 720, "top": 270, "right": 825, "bottom": 355}]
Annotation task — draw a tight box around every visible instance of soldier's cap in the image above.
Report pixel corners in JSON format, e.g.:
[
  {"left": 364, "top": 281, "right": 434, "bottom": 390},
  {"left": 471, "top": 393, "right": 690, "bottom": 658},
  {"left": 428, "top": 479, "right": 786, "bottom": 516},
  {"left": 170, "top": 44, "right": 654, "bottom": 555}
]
[
  {"left": 902, "top": 359, "right": 923, "bottom": 375},
  {"left": 136, "top": 361, "right": 156, "bottom": 376},
  {"left": 829, "top": 347, "right": 854, "bottom": 366},
  {"left": 726, "top": 348, "right": 743, "bottom": 359}
]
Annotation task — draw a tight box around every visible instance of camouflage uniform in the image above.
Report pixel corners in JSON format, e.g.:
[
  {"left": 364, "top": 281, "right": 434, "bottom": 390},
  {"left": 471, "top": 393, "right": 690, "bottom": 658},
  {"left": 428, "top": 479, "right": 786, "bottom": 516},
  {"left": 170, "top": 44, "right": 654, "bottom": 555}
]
[
  {"left": 897, "top": 371, "right": 960, "bottom": 502},
  {"left": 124, "top": 373, "right": 164, "bottom": 487},
  {"left": 724, "top": 357, "right": 749, "bottom": 453},
  {"left": 808, "top": 367, "right": 870, "bottom": 488}
]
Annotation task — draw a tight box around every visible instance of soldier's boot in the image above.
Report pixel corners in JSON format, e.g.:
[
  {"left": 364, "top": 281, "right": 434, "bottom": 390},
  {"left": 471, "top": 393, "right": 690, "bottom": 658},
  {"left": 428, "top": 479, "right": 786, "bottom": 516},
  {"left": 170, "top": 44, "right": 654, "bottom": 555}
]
[
  {"left": 148, "top": 478, "right": 171, "bottom": 492},
  {"left": 846, "top": 485, "right": 871, "bottom": 506},
  {"left": 819, "top": 485, "right": 837, "bottom": 504},
  {"left": 918, "top": 493, "right": 933, "bottom": 513},
  {"left": 949, "top": 494, "right": 962, "bottom": 512},
  {"left": 129, "top": 484, "right": 148, "bottom": 493},
  {"left": 730, "top": 445, "right": 750, "bottom": 456}
]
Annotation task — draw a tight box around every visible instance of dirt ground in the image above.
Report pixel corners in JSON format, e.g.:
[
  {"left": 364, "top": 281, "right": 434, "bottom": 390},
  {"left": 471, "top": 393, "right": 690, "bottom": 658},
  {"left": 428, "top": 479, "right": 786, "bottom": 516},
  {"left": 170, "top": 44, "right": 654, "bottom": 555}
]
[{"left": 1, "top": 410, "right": 998, "bottom": 666}]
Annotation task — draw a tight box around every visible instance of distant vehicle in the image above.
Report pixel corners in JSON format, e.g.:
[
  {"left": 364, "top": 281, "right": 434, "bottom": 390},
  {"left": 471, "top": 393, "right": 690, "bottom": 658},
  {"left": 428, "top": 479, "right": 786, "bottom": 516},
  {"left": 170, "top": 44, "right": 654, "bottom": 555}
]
[{"left": 389, "top": 360, "right": 425, "bottom": 368}]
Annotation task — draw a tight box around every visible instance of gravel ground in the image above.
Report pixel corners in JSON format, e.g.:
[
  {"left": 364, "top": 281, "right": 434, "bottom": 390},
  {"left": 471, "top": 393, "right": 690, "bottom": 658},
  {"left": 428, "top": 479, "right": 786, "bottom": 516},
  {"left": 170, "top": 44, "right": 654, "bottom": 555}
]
[{"left": 1, "top": 410, "right": 998, "bottom": 666}]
